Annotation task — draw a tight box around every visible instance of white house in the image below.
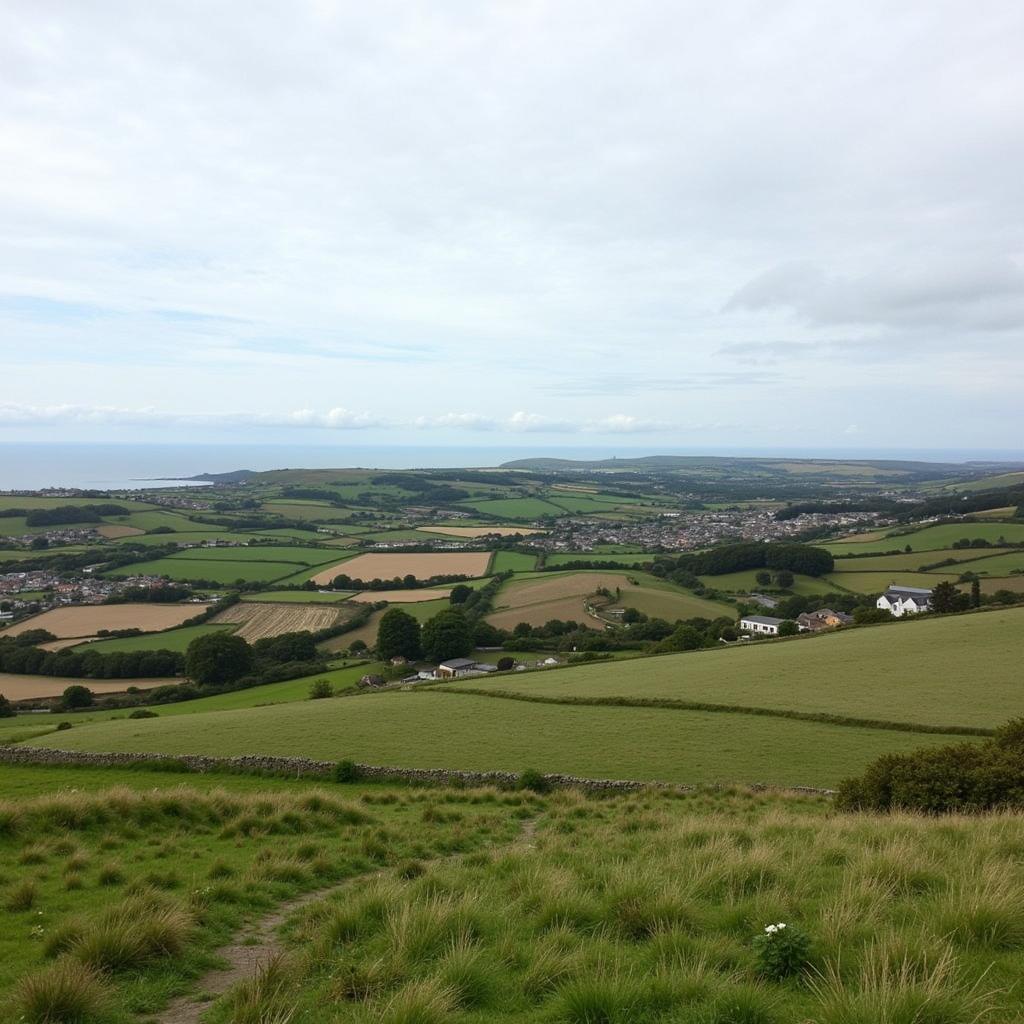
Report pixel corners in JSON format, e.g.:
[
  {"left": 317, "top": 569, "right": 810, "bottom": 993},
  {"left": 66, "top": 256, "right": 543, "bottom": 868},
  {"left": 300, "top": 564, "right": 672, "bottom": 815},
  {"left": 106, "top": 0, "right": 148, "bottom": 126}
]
[
  {"left": 739, "top": 615, "right": 787, "bottom": 636},
  {"left": 877, "top": 584, "right": 933, "bottom": 617}
]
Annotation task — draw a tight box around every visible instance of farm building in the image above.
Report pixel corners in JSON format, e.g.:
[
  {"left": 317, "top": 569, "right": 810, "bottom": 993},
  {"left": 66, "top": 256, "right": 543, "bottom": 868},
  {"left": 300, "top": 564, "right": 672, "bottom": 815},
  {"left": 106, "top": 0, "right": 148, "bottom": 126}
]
[
  {"left": 739, "top": 615, "right": 789, "bottom": 636},
  {"left": 434, "top": 658, "right": 499, "bottom": 679},
  {"left": 877, "top": 584, "right": 933, "bottom": 617},
  {"left": 796, "top": 608, "right": 853, "bottom": 631}
]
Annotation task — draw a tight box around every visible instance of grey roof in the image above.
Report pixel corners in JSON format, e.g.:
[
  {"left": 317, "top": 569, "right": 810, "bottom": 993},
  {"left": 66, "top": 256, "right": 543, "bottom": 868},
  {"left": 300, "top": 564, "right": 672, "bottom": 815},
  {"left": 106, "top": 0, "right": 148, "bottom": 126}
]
[
  {"left": 741, "top": 615, "right": 785, "bottom": 626},
  {"left": 438, "top": 657, "right": 477, "bottom": 670},
  {"left": 884, "top": 586, "right": 933, "bottom": 598}
]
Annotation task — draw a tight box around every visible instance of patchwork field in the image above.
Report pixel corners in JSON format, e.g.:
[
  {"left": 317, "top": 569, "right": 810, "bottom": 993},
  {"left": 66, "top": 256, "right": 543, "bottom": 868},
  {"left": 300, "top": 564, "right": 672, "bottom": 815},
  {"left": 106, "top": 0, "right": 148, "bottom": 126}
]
[
  {"left": 698, "top": 569, "right": 834, "bottom": 596},
  {"left": 490, "top": 550, "right": 538, "bottom": 572},
  {"left": 107, "top": 557, "right": 309, "bottom": 584},
  {"left": 0, "top": 673, "right": 176, "bottom": 700},
  {"left": 210, "top": 601, "right": 355, "bottom": 641},
  {"left": 456, "top": 497, "right": 564, "bottom": 519},
  {"left": 309, "top": 551, "right": 493, "bottom": 585},
  {"left": 241, "top": 590, "right": 356, "bottom": 603},
  {"left": 546, "top": 552, "right": 655, "bottom": 567},
  {"left": 417, "top": 525, "right": 544, "bottom": 537},
  {"left": 818, "top": 521, "right": 1024, "bottom": 554},
  {"left": 73, "top": 623, "right": 234, "bottom": 654},
  {"left": 93, "top": 523, "right": 144, "bottom": 539},
  {"left": 823, "top": 570, "right": 961, "bottom": 594},
  {"left": 0, "top": 602, "right": 208, "bottom": 639}
]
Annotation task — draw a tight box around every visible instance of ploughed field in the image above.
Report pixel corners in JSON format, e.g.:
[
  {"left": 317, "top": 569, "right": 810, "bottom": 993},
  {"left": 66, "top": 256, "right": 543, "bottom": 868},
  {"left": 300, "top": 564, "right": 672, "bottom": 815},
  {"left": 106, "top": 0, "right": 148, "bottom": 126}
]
[
  {"left": 3, "top": 772, "right": 1023, "bottom": 1022},
  {"left": 0, "top": 603, "right": 208, "bottom": 639},
  {"left": 309, "top": 551, "right": 493, "bottom": 586},
  {"left": 209, "top": 601, "right": 357, "bottom": 642}
]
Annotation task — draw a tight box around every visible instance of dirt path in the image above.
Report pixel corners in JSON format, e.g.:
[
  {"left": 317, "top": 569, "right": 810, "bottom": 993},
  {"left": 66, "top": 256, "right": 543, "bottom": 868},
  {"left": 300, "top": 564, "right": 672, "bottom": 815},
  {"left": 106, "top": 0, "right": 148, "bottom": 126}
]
[{"left": 158, "top": 817, "right": 539, "bottom": 1024}]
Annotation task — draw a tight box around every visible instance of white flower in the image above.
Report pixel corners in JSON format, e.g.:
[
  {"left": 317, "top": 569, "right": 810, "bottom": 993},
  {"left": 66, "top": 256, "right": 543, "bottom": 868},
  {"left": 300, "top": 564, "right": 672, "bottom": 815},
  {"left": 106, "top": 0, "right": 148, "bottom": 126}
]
[
  {"left": 764, "top": 924, "right": 778, "bottom": 934},
  {"left": 777, "top": 922, "right": 787, "bottom": 929}
]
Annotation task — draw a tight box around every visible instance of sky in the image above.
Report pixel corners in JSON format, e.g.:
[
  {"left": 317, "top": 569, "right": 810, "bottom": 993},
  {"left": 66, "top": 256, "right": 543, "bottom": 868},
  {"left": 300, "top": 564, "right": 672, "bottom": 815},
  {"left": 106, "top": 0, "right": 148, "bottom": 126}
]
[{"left": 1, "top": 0, "right": 1022, "bottom": 451}]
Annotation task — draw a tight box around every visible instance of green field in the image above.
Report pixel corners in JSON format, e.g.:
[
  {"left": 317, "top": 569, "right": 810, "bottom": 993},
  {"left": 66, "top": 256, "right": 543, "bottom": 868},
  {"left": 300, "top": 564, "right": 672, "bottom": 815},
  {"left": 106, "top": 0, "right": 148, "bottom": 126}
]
[
  {"left": 545, "top": 552, "right": 654, "bottom": 567},
  {"left": 491, "top": 550, "right": 538, "bottom": 572},
  {"left": 73, "top": 623, "right": 234, "bottom": 654},
  {"left": 0, "top": 496, "right": 155, "bottom": 511},
  {"left": 168, "top": 544, "right": 340, "bottom": 565},
  {"left": 823, "top": 570, "right": 961, "bottom": 594},
  {"left": 112, "top": 530, "right": 246, "bottom": 547},
  {"left": 943, "top": 550, "right": 1024, "bottom": 575},
  {"left": 698, "top": 569, "right": 840, "bottom": 596},
  {"left": 106, "top": 557, "right": 305, "bottom": 583},
  {"left": 241, "top": 589, "right": 357, "bottom": 603},
  {"left": 447, "top": 606, "right": 1024, "bottom": 730},
  {"left": 35, "top": 688, "right": 968, "bottom": 786},
  {"left": 457, "top": 497, "right": 563, "bottom": 520},
  {"left": 819, "top": 521, "right": 1024, "bottom": 554},
  {"left": 829, "top": 548, "right": 1004, "bottom": 572},
  {"left": 105, "top": 509, "right": 210, "bottom": 533}
]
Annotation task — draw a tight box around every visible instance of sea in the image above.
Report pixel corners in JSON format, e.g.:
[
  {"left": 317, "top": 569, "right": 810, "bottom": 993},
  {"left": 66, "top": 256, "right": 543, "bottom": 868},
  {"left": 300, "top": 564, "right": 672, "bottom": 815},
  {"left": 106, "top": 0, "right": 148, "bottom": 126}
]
[{"left": 1, "top": 443, "right": 1023, "bottom": 492}]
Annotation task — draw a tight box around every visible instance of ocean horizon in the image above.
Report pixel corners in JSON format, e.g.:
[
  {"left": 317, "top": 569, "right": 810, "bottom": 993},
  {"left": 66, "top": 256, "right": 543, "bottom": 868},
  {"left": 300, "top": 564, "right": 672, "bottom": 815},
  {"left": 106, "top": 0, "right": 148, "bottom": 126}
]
[{"left": 1, "top": 442, "right": 1024, "bottom": 492}]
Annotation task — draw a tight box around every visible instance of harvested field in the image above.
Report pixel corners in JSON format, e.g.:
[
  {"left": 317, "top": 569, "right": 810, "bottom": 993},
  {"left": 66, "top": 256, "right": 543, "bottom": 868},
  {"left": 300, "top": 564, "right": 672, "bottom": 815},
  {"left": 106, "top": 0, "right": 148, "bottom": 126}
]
[
  {"left": 0, "top": 602, "right": 209, "bottom": 640},
  {"left": 309, "top": 551, "right": 492, "bottom": 585},
  {"left": 0, "top": 674, "right": 177, "bottom": 700},
  {"left": 210, "top": 601, "right": 355, "bottom": 641},
  {"left": 417, "top": 525, "right": 544, "bottom": 537},
  {"left": 38, "top": 637, "right": 97, "bottom": 652},
  {"left": 349, "top": 588, "right": 452, "bottom": 603},
  {"left": 95, "top": 523, "right": 145, "bottom": 538},
  {"left": 318, "top": 608, "right": 385, "bottom": 652}
]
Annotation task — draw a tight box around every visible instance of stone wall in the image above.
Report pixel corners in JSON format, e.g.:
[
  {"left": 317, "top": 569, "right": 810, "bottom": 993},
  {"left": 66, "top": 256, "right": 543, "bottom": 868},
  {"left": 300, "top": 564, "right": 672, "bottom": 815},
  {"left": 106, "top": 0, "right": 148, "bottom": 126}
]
[{"left": 0, "top": 745, "right": 834, "bottom": 796}]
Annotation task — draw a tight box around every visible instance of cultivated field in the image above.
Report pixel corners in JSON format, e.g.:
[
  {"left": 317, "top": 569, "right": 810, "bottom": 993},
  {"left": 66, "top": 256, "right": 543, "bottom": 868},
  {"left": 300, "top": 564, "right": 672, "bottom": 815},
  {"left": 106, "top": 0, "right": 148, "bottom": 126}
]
[
  {"left": 349, "top": 588, "right": 452, "bottom": 603},
  {"left": 0, "top": 603, "right": 208, "bottom": 639},
  {"left": 417, "top": 525, "right": 544, "bottom": 537},
  {"left": 107, "top": 557, "right": 309, "bottom": 584},
  {"left": 93, "top": 523, "right": 144, "bottom": 539},
  {"left": 241, "top": 590, "right": 356, "bottom": 603},
  {"left": 0, "top": 673, "right": 176, "bottom": 700},
  {"left": 309, "top": 551, "right": 493, "bottom": 586},
  {"left": 818, "top": 521, "right": 1024, "bottom": 554},
  {"left": 210, "top": 601, "right": 355, "bottom": 641},
  {"left": 75, "top": 623, "right": 234, "bottom": 654}
]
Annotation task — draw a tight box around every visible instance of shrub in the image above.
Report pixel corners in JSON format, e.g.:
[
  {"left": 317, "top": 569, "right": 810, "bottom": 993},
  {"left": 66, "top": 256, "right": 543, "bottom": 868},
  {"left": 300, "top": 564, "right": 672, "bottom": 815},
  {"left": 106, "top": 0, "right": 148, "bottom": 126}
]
[
  {"left": 333, "top": 759, "right": 362, "bottom": 783},
  {"left": 128, "top": 708, "right": 158, "bottom": 719},
  {"left": 13, "top": 959, "right": 109, "bottom": 1024},
  {"left": 753, "top": 921, "right": 811, "bottom": 980},
  {"left": 55, "top": 721, "right": 73, "bottom": 731},
  {"left": 0, "top": 692, "right": 15, "bottom": 717},
  {"left": 60, "top": 685, "right": 94, "bottom": 710},
  {"left": 5, "top": 879, "right": 37, "bottom": 911},
  {"left": 309, "top": 678, "right": 334, "bottom": 700},
  {"left": 518, "top": 768, "right": 551, "bottom": 794}
]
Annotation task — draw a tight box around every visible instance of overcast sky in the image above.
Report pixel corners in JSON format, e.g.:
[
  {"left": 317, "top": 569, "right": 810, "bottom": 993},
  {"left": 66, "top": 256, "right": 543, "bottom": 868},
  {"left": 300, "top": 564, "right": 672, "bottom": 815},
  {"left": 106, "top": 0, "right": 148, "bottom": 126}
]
[{"left": 1, "top": 1, "right": 1022, "bottom": 451}]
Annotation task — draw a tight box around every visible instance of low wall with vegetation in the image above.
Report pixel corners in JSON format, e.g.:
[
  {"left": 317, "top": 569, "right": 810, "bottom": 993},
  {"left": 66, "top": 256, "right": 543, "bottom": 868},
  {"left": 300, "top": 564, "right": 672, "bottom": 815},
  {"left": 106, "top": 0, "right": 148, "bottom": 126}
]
[{"left": 0, "top": 745, "right": 834, "bottom": 795}]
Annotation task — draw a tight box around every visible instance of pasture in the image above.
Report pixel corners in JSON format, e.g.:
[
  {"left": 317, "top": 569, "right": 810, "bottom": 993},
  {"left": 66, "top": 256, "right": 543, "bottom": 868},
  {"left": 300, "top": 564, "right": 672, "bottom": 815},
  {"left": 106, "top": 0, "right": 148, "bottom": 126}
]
[
  {"left": 309, "top": 551, "right": 493, "bottom": 586},
  {"left": 417, "top": 525, "right": 544, "bottom": 537},
  {"left": 210, "top": 601, "right": 356, "bottom": 642},
  {"left": 697, "top": 570, "right": 833, "bottom": 596},
  {"left": 73, "top": 623, "right": 234, "bottom": 654},
  {"left": 168, "top": 544, "right": 341, "bottom": 565},
  {"left": 456, "top": 497, "right": 563, "bottom": 519},
  {"left": 349, "top": 588, "right": 452, "bottom": 603},
  {"left": 490, "top": 550, "right": 538, "bottom": 572},
  {"left": 104, "top": 510, "right": 208, "bottom": 533},
  {"left": 36, "top": 688, "right": 969, "bottom": 786},
  {"left": 823, "top": 570, "right": 961, "bottom": 594},
  {"left": 818, "top": 521, "right": 1024, "bottom": 554},
  {"left": 545, "top": 552, "right": 654, "bottom": 567},
  {"left": 449, "top": 606, "right": 1024, "bottom": 731},
  {"left": 106, "top": 557, "right": 307, "bottom": 584},
  {"left": 240, "top": 590, "right": 356, "bottom": 603},
  {"left": 1, "top": 603, "right": 208, "bottom": 640}
]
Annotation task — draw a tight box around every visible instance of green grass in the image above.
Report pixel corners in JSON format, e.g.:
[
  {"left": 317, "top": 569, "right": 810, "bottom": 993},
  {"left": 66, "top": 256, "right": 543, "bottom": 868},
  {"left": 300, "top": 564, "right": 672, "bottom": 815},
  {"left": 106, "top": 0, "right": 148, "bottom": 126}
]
[
  {"left": 241, "top": 590, "right": 357, "bottom": 603},
  {"left": 72, "top": 624, "right": 235, "bottom": 654},
  {"left": 819, "top": 521, "right": 1024, "bottom": 554},
  {"left": 456, "top": 497, "right": 564, "bottom": 520},
  {"left": 698, "top": 569, "right": 838, "bottom": 596},
  {"left": 104, "top": 510, "right": 210, "bottom": 533},
  {"left": 942, "top": 550, "right": 1024, "bottom": 575},
  {"left": 545, "top": 552, "right": 654, "bottom": 567},
  {"left": 168, "top": 544, "right": 341, "bottom": 565},
  {"left": 111, "top": 530, "right": 250, "bottom": 547},
  {"left": 491, "top": 551, "right": 538, "bottom": 572},
  {"left": 829, "top": 548, "right": 1006, "bottom": 571},
  {"left": 0, "top": 497, "right": 156, "bottom": 512},
  {"left": 105, "top": 558, "right": 306, "bottom": 584},
  {"left": 822, "top": 570, "right": 961, "bottom": 594},
  {"left": 446, "top": 606, "right": 1024, "bottom": 730}
]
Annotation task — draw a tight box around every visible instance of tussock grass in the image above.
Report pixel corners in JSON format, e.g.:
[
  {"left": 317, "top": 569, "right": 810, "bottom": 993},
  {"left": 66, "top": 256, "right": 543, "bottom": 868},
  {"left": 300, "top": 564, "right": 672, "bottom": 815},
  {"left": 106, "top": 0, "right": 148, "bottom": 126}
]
[{"left": 12, "top": 958, "right": 110, "bottom": 1024}]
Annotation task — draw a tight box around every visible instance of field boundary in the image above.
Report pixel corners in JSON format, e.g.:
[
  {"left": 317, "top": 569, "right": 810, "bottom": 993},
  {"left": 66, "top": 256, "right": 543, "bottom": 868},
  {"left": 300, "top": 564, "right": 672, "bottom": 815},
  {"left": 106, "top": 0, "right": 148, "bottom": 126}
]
[
  {"left": 0, "top": 746, "right": 834, "bottom": 795},
  {"left": 426, "top": 686, "right": 993, "bottom": 737}
]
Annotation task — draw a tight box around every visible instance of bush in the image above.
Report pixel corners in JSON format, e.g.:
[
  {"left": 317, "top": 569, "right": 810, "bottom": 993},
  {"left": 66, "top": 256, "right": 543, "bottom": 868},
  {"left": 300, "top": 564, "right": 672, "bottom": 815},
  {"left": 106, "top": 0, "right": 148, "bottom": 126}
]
[
  {"left": 309, "top": 678, "right": 334, "bottom": 700},
  {"left": 333, "top": 759, "right": 362, "bottom": 783},
  {"left": 184, "top": 632, "right": 254, "bottom": 686},
  {"left": 55, "top": 721, "right": 73, "bottom": 731},
  {"left": 518, "top": 768, "right": 551, "bottom": 794},
  {"left": 0, "top": 692, "right": 15, "bottom": 717},
  {"left": 753, "top": 921, "right": 811, "bottom": 980},
  {"left": 128, "top": 708, "right": 158, "bottom": 719},
  {"left": 60, "top": 685, "right": 93, "bottom": 710}
]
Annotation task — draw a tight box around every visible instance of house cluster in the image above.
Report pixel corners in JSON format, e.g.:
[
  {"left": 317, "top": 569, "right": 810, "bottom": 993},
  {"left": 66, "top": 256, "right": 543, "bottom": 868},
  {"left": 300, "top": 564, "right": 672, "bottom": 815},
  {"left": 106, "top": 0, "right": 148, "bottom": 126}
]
[
  {"left": 357, "top": 655, "right": 562, "bottom": 689},
  {"left": 739, "top": 607, "right": 853, "bottom": 636},
  {"left": 0, "top": 571, "right": 189, "bottom": 622}
]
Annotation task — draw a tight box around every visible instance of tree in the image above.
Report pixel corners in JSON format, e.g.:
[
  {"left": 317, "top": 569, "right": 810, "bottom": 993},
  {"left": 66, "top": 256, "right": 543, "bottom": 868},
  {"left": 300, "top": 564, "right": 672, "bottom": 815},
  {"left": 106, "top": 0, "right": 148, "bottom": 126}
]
[
  {"left": 376, "top": 608, "right": 422, "bottom": 661},
  {"left": 971, "top": 578, "right": 982, "bottom": 608},
  {"left": 185, "top": 632, "right": 254, "bottom": 686},
  {"left": 497, "top": 656, "right": 515, "bottom": 671},
  {"left": 60, "top": 685, "right": 93, "bottom": 709},
  {"left": 0, "top": 693, "right": 15, "bottom": 718},
  {"left": 773, "top": 570, "right": 795, "bottom": 589},
  {"left": 309, "top": 679, "right": 333, "bottom": 699},
  {"left": 349, "top": 639, "right": 368, "bottom": 654},
  {"left": 755, "top": 571, "right": 772, "bottom": 587},
  {"left": 777, "top": 620, "right": 800, "bottom": 637},
  {"left": 421, "top": 609, "right": 474, "bottom": 662},
  {"left": 621, "top": 607, "right": 643, "bottom": 624},
  {"left": 930, "top": 580, "right": 970, "bottom": 614},
  {"left": 449, "top": 584, "right": 473, "bottom": 605},
  {"left": 29, "top": 536, "right": 49, "bottom": 550}
]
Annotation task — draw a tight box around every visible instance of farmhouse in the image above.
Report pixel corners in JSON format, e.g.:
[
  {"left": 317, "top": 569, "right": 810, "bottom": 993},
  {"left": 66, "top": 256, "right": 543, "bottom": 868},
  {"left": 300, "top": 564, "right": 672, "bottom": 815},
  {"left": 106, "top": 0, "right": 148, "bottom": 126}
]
[
  {"left": 877, "top": 584, "right": 933, "bottom": 617},
  {"left": 797, "top": 608, "right": 853, "bottom": 631},
  {"left": 739, "top": 615, "right": 788, "bottom": 636}
]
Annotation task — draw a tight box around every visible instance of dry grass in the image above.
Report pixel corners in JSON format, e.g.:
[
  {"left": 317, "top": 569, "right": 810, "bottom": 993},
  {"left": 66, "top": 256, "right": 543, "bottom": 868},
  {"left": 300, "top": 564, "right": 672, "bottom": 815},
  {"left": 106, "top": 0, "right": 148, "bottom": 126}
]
[
  {"left": 0, "top": 673, "right": 177, "bottom": 700},
  {"left": 349, "top": 589, "right": 453, "bottom": 604},
  {"left": 1, "top": 602, "right": 209, "bottom": 639},
  {"left": 309, "top": 552, "right": 492, "bottom": 586},
  {"left": 210, "top": 601, "right": 355, "bottom": 641},
  {"left": 417, "top": 526, "right": 545, "bottom": 538}
]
